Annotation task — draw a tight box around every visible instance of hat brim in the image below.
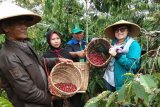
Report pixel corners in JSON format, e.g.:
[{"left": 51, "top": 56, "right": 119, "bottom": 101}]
[
  {"left": 74, "top": 30, "right": 84, "bottom": 34},
  {"left": 0, "top": 14, "right": 41, "bottom": 34},
  {"left": 104, "top": 21, "right": 141, "bottom": 39},
  {"left": 73, "top": 29, "right": 84, "bottom": 34},
  {"left": 0, "top": 2, "right": 41, "bottom": 34}
]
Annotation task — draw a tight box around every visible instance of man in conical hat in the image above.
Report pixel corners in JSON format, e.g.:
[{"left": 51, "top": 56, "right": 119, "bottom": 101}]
[
  {"left": 0, "top": 2, "right": 72, "bottom": 107},
  {"left": 103, "top": 20, "right": 141, "bottom": 91}
]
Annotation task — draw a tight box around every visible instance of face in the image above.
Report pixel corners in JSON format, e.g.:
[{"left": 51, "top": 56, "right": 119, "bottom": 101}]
[
  {"left": 50, "top": 33, "right": 61, "bottom": 48},
  {"left": 2, "top": 20, "right": 28, "bottom": 40},
  {"left": 114, "top": 26, "right": 128, "bottom": 41},
  {"left": 73, "top": 32, "right": 84, "bottom": 41}
]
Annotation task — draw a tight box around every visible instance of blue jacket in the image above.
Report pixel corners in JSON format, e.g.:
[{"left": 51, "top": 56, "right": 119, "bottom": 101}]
[
  {"left": 65, "top": 38, "right": 86, "bottom": 62},
  {"left": 113, "top": 38, "right": 141, "bottom": 90}
]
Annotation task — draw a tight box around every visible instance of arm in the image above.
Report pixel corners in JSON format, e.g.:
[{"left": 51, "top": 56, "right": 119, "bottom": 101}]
[
  {"left": 2, "top": 56, "right": 52, "bottom": 105},
  {"left": 45, "top": 58, "right": 73, "bottom": 64},
  {"left": 115, "top": 41, "right": 141, "bottom": 71},
  {"left": 69, "top": 50, "right": 85, "bottom": 58},
  {"left": 43, "top": 58, "right": 73, "bottom": 72},
  {"left": 65, "top": 44, "right": 74, "bottom": 52}
]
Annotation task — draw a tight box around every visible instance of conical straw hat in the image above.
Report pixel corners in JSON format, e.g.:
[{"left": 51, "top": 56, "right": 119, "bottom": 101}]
[
  {"left": 104, "top": 20, "right": 141, "bottom": 39},
  {"left": 0, "top": 2, "right": 41, "bottom": 34}
]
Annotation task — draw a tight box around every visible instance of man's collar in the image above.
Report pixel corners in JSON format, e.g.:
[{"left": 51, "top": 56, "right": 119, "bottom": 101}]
[
  {"left": 6, "top": 37, "right": 29, "bottom": 48},
  {"left": 72, "top": 38, "right": 86, "bottom": 45}
]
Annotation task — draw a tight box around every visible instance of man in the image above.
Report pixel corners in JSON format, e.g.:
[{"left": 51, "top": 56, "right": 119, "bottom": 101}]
[
  {"left": 65, "top": 25, "right": 86, "bottom": 62},
  {"left": 0, "top": 2, "right": 72, "bottom": 107},
  {"left": 65, "top": 25, "right": 86, "bottom": 107}
]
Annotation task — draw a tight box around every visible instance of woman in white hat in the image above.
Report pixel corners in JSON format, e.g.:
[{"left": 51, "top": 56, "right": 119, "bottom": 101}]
[
  {"left": 0, "top": 2, "right": 73, "bottom": 107},
  {"left": 103, "top": 20, "right": 141, "bottom": 91}
]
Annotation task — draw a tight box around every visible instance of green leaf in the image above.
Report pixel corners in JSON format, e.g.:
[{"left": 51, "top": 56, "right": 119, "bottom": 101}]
[
  {"left": 139, "top": 75, "right": 157, "bottom": 93},
  {"left": 117, "top": 84, "right": 127, "bottom": 103},
  {"left": 133, "top": 81, "right": 150, "bottom": 106},
  {"left": 117, "top": 81, "right": 134, "bottom": 103},
  {"left": 152, "top": 73, "right": 160, "bottom": 86},
  {"left": 0, "top": 97, "right": 13, "bottom": 107},
  {"left": 152, "top": 92, "right": 160, "bottom": 106},
  {"left": 88, "top": 80, "right": 97, "bottom": 96},
  {"left": 95, "top": 76, "right": 105, "bottom": 89},
  {"left": 105, "top": 92, "right": 117, "bottom": 107},
  {"left": 84, "top": 91, "right": 111, "bottom": 107}
]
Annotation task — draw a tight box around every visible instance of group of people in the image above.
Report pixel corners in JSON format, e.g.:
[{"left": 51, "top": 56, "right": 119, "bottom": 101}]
[
  {"left": 0, "top": 2, "right": 141, "bottom": 107},
  {"left": 43, "top": 27, "right": 86, "bottom": 107}
]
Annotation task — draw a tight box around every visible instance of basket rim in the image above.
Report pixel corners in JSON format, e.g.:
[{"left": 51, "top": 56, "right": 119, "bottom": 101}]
[
  {"left": 86, "top": 38, "right": 111, "bottom": 67},
  {"left": 86, "top": 38, "right": 111, "bottom": 49},
  {"left": 50, "top": 62, "right": 83, "bottom": 95}
]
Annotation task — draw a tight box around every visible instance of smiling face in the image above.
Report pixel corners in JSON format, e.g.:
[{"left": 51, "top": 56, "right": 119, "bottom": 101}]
[
  {"left": 50, "top": 33, "right": 61, "bottom": 48},
  {"left": 1, "top": 18, "right": 30, "bottom": 41},
  {"left": 114, "top": 26, "right": 129, "bottom": 41}
]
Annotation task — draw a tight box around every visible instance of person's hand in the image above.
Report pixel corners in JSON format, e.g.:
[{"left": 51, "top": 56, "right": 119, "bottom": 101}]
[
  {"left": 58, "top": 58, "right": 73, "bottom": 64},
  {"left": 69, "top": 50, "right": 86, "bottom": 58},
  {"left": 76, "top": 50, "right": 85, "bottom": 58},
  {"left": 51, "top": 95, "right": 61, "bottom": 100},
  {"left": 109, "top": 47, "right": 117, "bottom": 56}
]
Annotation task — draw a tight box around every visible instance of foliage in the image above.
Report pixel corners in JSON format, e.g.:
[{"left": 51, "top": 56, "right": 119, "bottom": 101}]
[
  {"left": 91, "top": 0, "right": 160, "bottom": 31},
  {"left": 0, "top": 89, "right": 7, "bottom": 99},
  {"left": 139, "top": 32, "right": 160, "bottom": 74},
  {"left": 0, "top": 89, "right": 13, "bottom": 107},
  {"left": 42, "top": 0, "right": 85, "bottom": 47},
  {"left": 85, "top": 74, "right": 160, "bottom": 107},
  {"left": 0, "top": 97, "right": 13, "bottom": 107},
  {"left": 87, "top": 67, "right": 106, "bottom": 97},
  {"left": 28, "top": 24, "right": 48, "bottom": 55},
  {"left": 84, "top": 91, "right": 111, "bottom": 107}
]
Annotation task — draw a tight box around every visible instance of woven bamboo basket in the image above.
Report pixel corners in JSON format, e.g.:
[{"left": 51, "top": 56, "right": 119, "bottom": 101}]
[
  {"left": 86, "top": 38, "right": 111, "bottom": 67},
  {"left": 73, "top": 62, "right": 90, "bottom": 93},
  {"left": 49, "top": 62, "right": 82, "bottom": 98}
]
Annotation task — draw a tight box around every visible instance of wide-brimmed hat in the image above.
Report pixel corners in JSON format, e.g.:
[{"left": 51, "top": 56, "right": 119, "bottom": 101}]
[
  {"left": 0, "top": 2, "right": 41, "bottom": 34},
  {"left": 104, "top": 20, "right": 141, "bottom": 39}
]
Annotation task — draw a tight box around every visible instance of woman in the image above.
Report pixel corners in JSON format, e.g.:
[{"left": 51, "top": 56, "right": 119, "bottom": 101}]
[
  {"left": 103, "top": 20, "right": 141, "bottom": 91},
  {"left": 43, "top": 30, "right": 85, "bottom": 71},
  {"left": 43, "top": 29, "right": 85, "bottom": 107}
]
